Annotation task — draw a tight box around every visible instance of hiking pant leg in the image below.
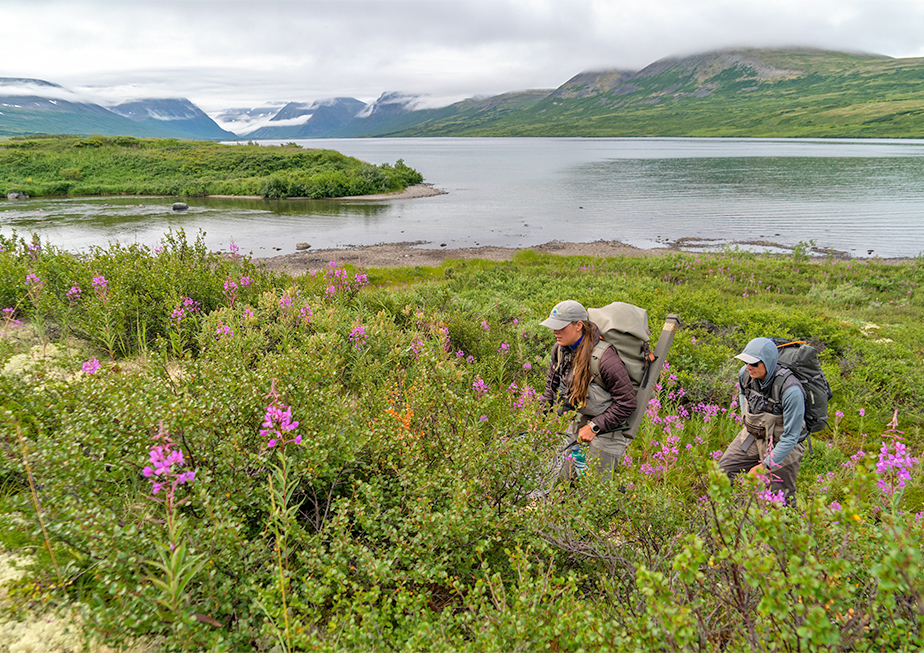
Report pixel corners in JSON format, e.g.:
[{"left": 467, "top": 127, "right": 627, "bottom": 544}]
[
  {"left": 718, "top": 429, "right": 761, "bottom": 479},
  {"left": 586, "top": 432, "right": 630, "bottom": 480},
  {"left": 767, "top": 441, "right": 806, "bottom": 507}
]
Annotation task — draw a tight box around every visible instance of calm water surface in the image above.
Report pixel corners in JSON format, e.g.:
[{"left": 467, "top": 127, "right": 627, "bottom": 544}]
[{"left": 2, "top": 137, "right": 924, "bottom": 258}]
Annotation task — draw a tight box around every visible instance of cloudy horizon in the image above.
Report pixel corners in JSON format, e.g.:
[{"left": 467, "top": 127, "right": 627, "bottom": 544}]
[{"left": 3, "top": 0, "right": 923, "bottom": 120}]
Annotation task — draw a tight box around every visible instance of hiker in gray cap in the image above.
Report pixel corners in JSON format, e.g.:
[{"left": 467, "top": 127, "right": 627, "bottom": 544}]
[
  {"left": 718, "top": 337, "right": 807, "bottom": 506},
  {"left": 539, "top": 300, "right": 637, "bottom": 479}
]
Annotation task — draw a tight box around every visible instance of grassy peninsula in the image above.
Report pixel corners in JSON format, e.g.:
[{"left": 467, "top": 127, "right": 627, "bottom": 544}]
[
  {"left": 2, "top": 233, "right": 924, "bottom": 650},
  {"left": 0, "top": 135, "right": 423, "bottom": 199}
]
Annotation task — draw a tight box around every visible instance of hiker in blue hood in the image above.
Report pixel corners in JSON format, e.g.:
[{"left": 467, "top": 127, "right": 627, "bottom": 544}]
[{"left": 718, "top": 337, "right": 807, "bottom": 506}]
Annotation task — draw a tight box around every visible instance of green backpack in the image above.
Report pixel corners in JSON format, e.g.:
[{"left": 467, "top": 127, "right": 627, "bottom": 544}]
[{"left": 587, "top": 302, "right": 653, "bottom": 391}]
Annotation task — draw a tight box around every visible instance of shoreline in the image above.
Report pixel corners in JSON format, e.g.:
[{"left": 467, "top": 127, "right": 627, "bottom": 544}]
[
  {"left": 207, "top": 182, "right": 446, "bottom": 202},
  {"left": 253, "top": 239, "right": 913, "bottom": 275},
  {"left": 254, "top": 240, "right": 669, "bottom": 274}
]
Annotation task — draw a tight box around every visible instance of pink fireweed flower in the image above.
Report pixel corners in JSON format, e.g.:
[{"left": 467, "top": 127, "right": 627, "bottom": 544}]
[
  {"left": 66, "top": 285, "right": 81, "bottom": 303},
  {"left": 349, "top": 324, "right": 367, "bottom": 350},
  {"left": 25, "top": 273, "right": 42, "bottom": 287},
  {"left": 260, "top": 380, "right": 302, "bottom": 449},
  {"left": 758, "top": 489, "right": 786, "bottom": 506},
  {"left": 279, "top": 295, "right": 294, "bottom": 308},
  {"left": 859, "top": 408, "right": 865, "bottom": 417},
  {"left": 170, "top": 297, "right": 201, "bottom": 325},
  {"left": 876, "top": 440, "right": 919, "bottom": 496},
  {"left": 91, "top": 275, "right": 108, "bottom": 292},
  {"left": 710, "top": 450, "right": 724, "bottom": 461},
  {"left": 299, "top": 305, "right": 313, "bottom": 323},
  {"left": 481, "top": 320, "right": 489, "bottom": 331},
  {"left": 410, "top": 340, "right": 424, "bottom": 358},
  {"left": 239, "top": 275, "right": 253, "bottom": 287},
  {"left": 215, "top": 324, "right": 234, "bottom": 338},
  {"left": 223, "top": 279, "right": 239, "bottom": 306},
  {"left": 82, "top": 358, "right": 101, "bottom": 374},
  {"left": 523, "top": 362, "right": 532, "bottom": 371},
  {"left": 142, "top": 424, "right": 195, "bottom": 496},
  {"left": 498, "top": 342, "right": 509, "bottom": 353},
  {"left": 472, "top": 376, "right": 488, "bottom": 397}
]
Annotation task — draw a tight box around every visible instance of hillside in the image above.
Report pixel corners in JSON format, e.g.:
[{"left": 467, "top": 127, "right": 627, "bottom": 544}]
[{"left": 391, "top": 48, "right": 924, "bottom": 138}]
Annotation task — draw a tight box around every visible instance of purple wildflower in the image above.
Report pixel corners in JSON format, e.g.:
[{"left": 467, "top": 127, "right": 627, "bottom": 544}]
[
  {"left": 82, "top": 358, "right": 101, "bottom": 374},
  {"left": 472, "top": 376, "right": 488, "bottom": 397},
  {"left": 260, "top": 380, "right": 301, "bottom": 450},
  {"left": 349, "top": 324, "right": 367, "bottom": 350},
  {"left": 142, "top": 423, "right": 195, "bottom": 497}
]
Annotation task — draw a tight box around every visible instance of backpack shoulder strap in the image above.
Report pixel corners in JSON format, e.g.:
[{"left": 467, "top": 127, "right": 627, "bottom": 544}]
[
  {"left": 589, "top": 340, "right": 612, "bottom": 382},
  {"left": 770, "top": 367, "right": 802, "bottom": 403}
]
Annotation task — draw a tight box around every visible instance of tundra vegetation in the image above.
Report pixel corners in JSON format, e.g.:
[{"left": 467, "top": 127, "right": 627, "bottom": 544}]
[
  {"left": 1, "top": 231, "right": 923, "bottom": 652},
  {"left": 0, "top": 136, "right": 423, "bottom": 199}
]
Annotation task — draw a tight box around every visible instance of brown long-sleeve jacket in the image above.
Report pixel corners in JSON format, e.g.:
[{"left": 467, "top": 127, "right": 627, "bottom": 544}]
[{"left": 540, "top": 322, "right": 637, "bottom": 433}]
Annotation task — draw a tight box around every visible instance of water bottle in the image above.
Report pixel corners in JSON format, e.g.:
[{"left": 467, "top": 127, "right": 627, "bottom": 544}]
[{"left": 572, "top": 444, "right": 587, "bottom": 476}]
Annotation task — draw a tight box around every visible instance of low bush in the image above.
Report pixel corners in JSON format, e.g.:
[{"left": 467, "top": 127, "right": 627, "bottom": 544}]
[{"left": 0, "top": 239, "right": 922, "bottom": 650}]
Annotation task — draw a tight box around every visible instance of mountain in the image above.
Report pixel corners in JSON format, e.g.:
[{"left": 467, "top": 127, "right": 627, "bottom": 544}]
[
  {"left": 389, "top": 48, "right": 924, "bottom": 138},
  {"left": 245, "top": 97, "right": 367, "bottom": 138},
  {"left": 108, "top": 98, "right": 236, "bottom": 139},
  {"left": 8, "top": 48, "right": 924, "bottom": 141},
  {"left": 0, "top": 78, "right": 235, "bottom": 140}
]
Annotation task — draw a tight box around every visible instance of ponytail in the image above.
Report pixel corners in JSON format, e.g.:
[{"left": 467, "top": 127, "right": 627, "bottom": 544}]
[{"left": 568, "top": 321, "right": 596, "bottom": 407}]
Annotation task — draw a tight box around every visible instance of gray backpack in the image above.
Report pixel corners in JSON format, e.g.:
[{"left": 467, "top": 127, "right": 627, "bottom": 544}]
[{"left": 587, "top": 302, "right": 653, "bottom": 391}]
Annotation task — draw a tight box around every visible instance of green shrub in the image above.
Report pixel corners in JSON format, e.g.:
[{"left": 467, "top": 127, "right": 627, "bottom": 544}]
[{"left": 2, "top": 244, "right": 924, "bottom": 650}]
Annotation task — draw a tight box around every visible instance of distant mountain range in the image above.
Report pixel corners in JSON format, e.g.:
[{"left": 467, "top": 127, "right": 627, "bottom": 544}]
[
  {"left": 4, "top": 48, "right": 924, "bottom": 140},
  {"left": 0, "top": 78, "right": 236, "bottom": 139}
]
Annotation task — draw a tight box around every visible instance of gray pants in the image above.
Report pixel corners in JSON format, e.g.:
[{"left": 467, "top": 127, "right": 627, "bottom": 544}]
[
  {"left": 718, "top": 429, "right": 805, "bottom": 506},
  {"left": 560, "top": 430, "right": 631, "bottom": 481}
]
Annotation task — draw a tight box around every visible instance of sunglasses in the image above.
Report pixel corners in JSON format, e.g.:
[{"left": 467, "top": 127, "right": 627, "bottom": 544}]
[{"left": 745, "top": 361, "right": 763, "bottom": 368}]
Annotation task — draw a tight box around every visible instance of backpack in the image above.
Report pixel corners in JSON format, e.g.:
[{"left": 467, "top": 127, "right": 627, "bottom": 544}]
[
  {"left": 586, "top": 302, "right": 654, "bottom": 391},
  {"left": 738, "top": 338, "right": 832, "bottom": 434}
]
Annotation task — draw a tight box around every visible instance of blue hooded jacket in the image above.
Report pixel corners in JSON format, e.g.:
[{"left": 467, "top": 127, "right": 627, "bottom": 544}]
[{"left": 737, "top": 337, "right": 805, "bottom": 467}]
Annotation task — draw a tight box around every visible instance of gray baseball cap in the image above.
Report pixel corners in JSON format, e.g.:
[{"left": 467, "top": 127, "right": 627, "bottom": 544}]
[
  {"left": 734, "top": 338, "right": 764, "bottom": 364},
  {"left": 540, "top": 300, "right": 588, "bottom": 329}
]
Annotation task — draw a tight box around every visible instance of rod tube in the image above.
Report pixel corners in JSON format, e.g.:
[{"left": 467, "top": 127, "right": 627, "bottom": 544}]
[{"left": 623, "top": 314, "right": 681, "bottom": 438}]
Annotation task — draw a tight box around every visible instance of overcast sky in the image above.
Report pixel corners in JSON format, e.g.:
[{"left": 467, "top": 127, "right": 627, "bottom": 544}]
[{"left": 4, "top": 0, "right": 924, "bottom": 115}]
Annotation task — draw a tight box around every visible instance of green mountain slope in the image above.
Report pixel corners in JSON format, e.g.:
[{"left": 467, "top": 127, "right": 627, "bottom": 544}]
[{"left": 391, "top": 49, "right": 924, "bottom": 138}]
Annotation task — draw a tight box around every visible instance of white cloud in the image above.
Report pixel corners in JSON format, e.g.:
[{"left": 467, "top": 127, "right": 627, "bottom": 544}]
[{"left": 1, "top": 0, "right": 923, "bottom": 113}]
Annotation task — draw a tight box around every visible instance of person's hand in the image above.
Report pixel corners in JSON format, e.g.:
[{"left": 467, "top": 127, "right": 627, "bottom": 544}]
[
  {"left": 748, "top": 464, "right": 766, "bottom": 476},
  {"left": 577, "top": 423, "right": 596, "bottom": 443}
]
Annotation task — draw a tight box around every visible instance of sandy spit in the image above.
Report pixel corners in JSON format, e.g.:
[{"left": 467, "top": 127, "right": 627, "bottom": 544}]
[{"left": 254, "top": 240, "right": 673, "bottom": 275}]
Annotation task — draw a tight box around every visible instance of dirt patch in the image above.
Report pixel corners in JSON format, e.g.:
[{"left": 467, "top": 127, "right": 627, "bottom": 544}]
[{"left": 254, "top": 240, "right": 674, "bottom": 275}]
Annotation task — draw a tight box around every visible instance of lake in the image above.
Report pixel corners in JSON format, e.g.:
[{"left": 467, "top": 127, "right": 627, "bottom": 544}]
[{"left": 2, "top": 137, "right": 924, "bottom": 259}]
